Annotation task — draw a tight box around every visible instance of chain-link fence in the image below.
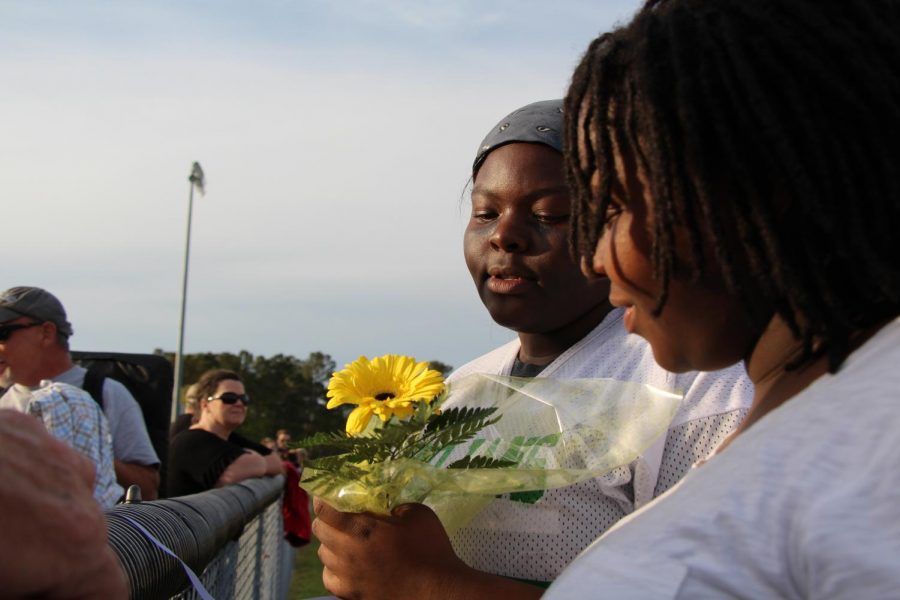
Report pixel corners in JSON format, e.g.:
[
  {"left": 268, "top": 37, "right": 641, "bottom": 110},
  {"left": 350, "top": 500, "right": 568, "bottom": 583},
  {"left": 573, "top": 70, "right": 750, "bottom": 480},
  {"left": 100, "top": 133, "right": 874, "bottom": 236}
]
[{"left": 106, "top": 476, "right": 291, "bottom": 600}]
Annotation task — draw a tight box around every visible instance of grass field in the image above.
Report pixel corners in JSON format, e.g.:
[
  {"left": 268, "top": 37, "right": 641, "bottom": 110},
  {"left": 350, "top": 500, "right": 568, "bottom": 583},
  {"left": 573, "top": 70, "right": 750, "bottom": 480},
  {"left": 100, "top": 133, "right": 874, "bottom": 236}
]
[{"left": 289, "top": 525, "right": 329, "bottom": 598}]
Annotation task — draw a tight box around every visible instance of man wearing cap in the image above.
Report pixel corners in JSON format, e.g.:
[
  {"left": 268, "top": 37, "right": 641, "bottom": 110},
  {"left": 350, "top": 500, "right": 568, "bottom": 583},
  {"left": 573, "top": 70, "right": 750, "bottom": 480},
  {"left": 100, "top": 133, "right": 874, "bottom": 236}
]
[{"left": 0, "top": 286, "right": 161, "bottom": 500}]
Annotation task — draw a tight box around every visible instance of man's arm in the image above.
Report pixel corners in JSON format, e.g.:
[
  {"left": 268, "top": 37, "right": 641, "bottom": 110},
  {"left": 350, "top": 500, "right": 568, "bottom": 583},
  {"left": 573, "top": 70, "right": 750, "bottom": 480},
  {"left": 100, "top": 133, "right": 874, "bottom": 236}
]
[
  {"left": 101, "top": 380, "right": 161, "bottom": 499},
  {"left": 0, "top": 409, "right": 128, "bottom": 598},
  {"left": 114, "top": 460, "right": 160, "bottom": 500}
]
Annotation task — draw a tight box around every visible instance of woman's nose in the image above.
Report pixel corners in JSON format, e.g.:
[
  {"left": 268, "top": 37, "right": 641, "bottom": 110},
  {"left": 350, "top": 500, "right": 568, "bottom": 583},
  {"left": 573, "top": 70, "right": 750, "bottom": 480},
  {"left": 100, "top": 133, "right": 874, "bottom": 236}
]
[
  {"left": 580, "top": 246, "right": 608, "bottom": 279},
  {"left": 490, "top": 213, "right": 529, "bottom": 252}
]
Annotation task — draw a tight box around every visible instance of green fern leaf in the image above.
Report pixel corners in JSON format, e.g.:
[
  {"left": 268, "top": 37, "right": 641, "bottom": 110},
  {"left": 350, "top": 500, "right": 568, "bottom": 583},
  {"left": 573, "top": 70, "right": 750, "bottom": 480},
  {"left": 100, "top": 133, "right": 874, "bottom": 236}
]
[{"left": 446, "top": 455, "right": 517, "bottom": 469}]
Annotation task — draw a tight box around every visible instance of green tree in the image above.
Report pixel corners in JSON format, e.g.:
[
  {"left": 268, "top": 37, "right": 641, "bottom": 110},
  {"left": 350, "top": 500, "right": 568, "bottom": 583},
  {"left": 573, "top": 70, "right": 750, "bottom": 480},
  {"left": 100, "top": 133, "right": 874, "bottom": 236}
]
[
  {"left": 155, "top": 349, "right": 346, "bottom": 443},
  {"left": 426, "top": 360, "right": 454, "bottom": 377}
]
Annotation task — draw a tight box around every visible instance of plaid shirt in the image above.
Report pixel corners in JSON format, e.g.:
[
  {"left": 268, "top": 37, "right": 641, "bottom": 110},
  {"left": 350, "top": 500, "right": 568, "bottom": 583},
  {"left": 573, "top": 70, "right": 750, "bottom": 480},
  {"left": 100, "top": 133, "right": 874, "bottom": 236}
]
[{"left": 28, "top": 382, "right": 123, "bottom": 508}]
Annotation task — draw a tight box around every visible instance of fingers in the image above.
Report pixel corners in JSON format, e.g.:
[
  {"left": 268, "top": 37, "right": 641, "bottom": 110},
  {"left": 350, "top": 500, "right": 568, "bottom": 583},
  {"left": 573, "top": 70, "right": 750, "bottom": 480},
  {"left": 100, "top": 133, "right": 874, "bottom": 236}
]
[
  {"left": 315, "top": 512, "right": 366, "bottom": 600},
  {"left": 95, "top": 553, "right": 130, "bottom": 600},
  {"left": 392, "top": 502, "right": 435, "bottom": 520},
  {"left": 0, "top": 411, "right": 125, "bottom": 598},
  {"left": 312, "top": 496, "right": 331, "bottom": 518},
  {"left": 313, "top": 508, "right": 377, "bottom": 556},
  {"left": 314, "top": 498, "right": 374, "bottom": 531},
  {"left": 311, "top": 512, "right": 339, "bottom": 548},
  {"left": 66, "top": 545, "right": 129, "bottom": 599},
  {"left": 311, "top": 500, "right": 458, "bottom": 600},
  {"left": 0, "top": 409, "right": 95, "bottom": 493},
  {"left": 391, "top": 503, "right": 447, "bottom": 538},
  {"left": 0, "top": 408, "right": 40, "bottom": 431},
  {"left": 316, "top": 536, "right": 345, "bottom": 574},
  {"left": 322, "top": 565, "right": 356, "bottom": 600}
]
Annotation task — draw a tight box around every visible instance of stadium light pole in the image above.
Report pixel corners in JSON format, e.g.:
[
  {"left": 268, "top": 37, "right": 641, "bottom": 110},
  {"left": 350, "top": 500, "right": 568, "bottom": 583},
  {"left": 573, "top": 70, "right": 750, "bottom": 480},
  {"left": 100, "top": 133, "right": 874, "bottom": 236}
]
[{"left": 172, "top": 161, "right": 205, "bottom": 422}]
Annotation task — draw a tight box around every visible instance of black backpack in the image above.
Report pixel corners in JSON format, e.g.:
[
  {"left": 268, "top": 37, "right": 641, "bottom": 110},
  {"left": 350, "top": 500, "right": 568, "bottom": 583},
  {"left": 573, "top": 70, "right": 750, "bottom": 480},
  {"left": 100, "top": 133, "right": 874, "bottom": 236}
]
[{"left": 71, "top": 351, "right": 173, "bottom": 498}]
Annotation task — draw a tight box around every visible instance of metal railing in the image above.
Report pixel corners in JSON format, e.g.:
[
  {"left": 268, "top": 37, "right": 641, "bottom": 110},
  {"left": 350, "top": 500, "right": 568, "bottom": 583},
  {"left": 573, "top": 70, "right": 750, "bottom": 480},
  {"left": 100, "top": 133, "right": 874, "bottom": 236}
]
[{"left": 106, "top": 476, "right": 290, "bottom": 600}]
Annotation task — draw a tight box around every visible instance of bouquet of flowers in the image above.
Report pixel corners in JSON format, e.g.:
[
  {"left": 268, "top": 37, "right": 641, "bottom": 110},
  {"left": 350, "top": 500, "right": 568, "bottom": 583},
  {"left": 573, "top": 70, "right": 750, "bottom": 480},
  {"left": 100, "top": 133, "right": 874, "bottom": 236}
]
[{"left": 299, "top": 354, "right": 681, "bottom": 534}]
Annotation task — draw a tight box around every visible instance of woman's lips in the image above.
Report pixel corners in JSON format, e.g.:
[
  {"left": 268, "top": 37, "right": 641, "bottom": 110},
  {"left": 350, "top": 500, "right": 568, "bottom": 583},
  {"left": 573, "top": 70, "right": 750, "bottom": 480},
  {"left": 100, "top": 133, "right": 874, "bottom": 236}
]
[
  {"left": 609, "top": 291, "right": 637, "bottom": 333},
  {"left": 486, "top": 275, "right": 533, "bottom": 294}
]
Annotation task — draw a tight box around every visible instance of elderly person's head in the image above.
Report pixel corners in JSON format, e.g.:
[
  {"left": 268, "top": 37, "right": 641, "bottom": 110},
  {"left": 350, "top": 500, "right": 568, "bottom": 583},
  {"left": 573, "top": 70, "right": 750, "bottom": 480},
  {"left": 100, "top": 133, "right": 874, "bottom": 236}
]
[{"left": 0, "top": 287, "right": 75, "bottom": 386}]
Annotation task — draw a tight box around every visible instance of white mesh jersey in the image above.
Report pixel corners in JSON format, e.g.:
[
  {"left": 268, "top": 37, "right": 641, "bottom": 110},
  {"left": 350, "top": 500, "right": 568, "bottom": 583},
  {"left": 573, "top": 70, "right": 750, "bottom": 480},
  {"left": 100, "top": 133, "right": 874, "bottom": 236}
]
[{"left": 445, "top": 308, "right": 753, "bottom": 582}]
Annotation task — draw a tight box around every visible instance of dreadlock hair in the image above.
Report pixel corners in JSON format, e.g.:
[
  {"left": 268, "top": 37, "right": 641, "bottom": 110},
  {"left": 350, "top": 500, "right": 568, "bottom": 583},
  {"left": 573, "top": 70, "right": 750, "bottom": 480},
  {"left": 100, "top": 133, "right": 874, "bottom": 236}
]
[{"left": 565, "top": 0, "right": 900, "bottom": 372}]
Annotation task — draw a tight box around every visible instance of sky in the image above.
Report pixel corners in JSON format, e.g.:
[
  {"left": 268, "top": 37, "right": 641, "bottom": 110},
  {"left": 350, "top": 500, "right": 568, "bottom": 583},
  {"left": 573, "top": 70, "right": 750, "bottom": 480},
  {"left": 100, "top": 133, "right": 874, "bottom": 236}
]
[{"left": 1, "top": 0, "right": 643, "bottom": 373}]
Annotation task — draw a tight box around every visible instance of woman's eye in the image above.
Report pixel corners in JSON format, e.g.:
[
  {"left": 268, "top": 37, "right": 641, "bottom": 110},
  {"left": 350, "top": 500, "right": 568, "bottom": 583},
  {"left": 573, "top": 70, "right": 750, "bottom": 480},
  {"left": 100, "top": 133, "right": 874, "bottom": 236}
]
[
  {"left": 535, "top": 213, "right": 569, "bottom": 225},
  {"left": 472, "top": 210, "right": 497, "bottom": 222},
  {"left": 603, "top": 203, "right": 623, "bottom": 228}
]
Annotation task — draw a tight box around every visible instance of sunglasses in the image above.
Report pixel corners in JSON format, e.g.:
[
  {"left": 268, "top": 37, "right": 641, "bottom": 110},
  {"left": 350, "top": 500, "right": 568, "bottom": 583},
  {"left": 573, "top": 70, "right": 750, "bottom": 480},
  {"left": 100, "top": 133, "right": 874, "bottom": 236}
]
[
  {"left": 208, "top": 392, "right": 251, "bottom": 406},
  {"left": 0, "top": 321, "right": 44, "bottom": 342}
]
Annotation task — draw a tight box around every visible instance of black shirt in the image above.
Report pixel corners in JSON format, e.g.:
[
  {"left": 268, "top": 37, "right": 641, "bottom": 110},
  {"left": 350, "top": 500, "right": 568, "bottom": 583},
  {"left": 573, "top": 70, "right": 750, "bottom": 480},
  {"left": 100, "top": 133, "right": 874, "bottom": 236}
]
[
  {"left": 169, "top": 413, "right": 194, "bottom": 440},
  {"left": 166, "top": 429, "right": 271, "bottom": 497},
  {"left": 510, "top": 357, "right": 548, "bottom": 378}
]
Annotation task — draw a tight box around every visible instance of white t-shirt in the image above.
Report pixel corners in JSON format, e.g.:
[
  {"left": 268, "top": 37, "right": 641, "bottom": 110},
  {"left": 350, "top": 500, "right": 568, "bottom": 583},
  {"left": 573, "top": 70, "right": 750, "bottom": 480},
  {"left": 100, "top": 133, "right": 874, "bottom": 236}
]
[
  {"left": 445, "top": 309, "right": 753, "bottom": 581},
  {"left": 546, "top": 316, "right": 900, "bottom": 599}
]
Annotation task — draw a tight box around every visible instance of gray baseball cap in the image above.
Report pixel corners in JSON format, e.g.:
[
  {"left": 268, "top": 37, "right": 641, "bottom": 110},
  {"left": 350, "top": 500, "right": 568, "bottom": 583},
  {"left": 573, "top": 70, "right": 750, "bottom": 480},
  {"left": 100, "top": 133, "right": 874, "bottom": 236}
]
[
  {"left": 473, "top": 99, "right": 564, "bottom": 177},
  {"left": 0, "top": 286, "right": 74, "bottom": 337}
]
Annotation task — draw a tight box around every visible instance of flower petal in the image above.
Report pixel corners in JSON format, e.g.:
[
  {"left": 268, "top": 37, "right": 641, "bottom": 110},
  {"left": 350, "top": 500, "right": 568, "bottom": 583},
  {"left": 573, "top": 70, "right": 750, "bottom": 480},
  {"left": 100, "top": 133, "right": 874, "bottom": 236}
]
[
  {"left": 326, "top": 354, "right": 446, "bottom": 429},
  {"left": 346, "top": 405, "right": 375, "bottom": 434}
]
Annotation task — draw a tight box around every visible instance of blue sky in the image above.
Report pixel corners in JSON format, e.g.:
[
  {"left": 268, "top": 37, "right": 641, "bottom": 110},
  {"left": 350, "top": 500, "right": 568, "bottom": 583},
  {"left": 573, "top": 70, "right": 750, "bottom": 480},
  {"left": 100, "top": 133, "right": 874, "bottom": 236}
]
[{"left": 1, "top": 0, "right": 642, "bottom": 372}]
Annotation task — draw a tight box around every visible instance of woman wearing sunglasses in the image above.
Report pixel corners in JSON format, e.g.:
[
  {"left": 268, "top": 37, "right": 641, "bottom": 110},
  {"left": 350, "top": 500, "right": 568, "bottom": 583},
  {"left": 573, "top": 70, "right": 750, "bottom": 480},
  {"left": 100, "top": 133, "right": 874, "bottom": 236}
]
[{"left": 167, "top": 368, "right": 283, "bottom": 497}]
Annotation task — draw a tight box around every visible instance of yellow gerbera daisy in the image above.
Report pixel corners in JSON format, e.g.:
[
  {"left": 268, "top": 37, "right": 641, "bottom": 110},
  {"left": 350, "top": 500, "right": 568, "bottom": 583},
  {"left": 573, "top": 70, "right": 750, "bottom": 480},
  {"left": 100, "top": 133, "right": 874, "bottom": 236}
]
[{"left": 326, "top": 355, "right": 446, "bottom": 434}]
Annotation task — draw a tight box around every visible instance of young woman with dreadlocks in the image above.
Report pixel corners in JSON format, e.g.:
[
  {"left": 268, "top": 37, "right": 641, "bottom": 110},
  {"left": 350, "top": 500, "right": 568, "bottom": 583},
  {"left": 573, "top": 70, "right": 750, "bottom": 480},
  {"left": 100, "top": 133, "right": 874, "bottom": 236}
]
[
  {"left": 540, "top": 0, "right": 900, "bottom": 596},
  {"left": 311, "top": 100, "right": 752, "bottom": 599}
]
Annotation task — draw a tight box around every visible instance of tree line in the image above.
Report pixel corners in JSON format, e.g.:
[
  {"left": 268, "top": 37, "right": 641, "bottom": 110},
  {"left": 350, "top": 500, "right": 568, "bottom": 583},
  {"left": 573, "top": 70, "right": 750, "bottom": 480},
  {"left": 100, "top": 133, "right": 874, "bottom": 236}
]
[{"left": 154, "top": 349, "right": 452, "bottom": 445}]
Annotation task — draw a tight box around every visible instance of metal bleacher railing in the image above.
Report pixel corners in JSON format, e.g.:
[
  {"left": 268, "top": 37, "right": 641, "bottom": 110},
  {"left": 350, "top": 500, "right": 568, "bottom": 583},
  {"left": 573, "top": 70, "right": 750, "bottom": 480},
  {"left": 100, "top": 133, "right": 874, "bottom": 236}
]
[{"left": 105, "top": 475, "right": 291, "bottom": 600}]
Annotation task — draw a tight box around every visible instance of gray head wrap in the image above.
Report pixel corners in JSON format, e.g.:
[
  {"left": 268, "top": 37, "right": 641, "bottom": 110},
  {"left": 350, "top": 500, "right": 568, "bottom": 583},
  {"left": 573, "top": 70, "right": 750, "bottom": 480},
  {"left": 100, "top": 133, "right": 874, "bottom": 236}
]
[{"left": 472, "top": 99, "right": 564, "bottom": 177}]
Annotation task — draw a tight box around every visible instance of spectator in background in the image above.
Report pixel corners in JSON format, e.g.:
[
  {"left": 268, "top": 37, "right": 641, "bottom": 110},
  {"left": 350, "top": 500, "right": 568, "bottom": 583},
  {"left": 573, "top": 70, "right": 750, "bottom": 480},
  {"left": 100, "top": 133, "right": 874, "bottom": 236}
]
[
  {"left": 260, "top": 436, "right": 276, "bottom": 450},
  {"left": 276, "top": 428, "right": 301, "bottom": 467},
  {"left": 169, "top": 382, "right": 200, "bottom": 439},
  {"left": 0, "top": 286, "right": 161, "bottom": 499},
  {"left": 167, "top": 368, "right": 283, "bottom": 497},
  {"left": 273, "top": 430, "right": 312, "bottom": 549},
  {"left": 1, "top": 380, "right": 122, "bottom": 508},
  {"left": 295, "top": 447, "right": 308, "bottom": 470},
  {"left": 0, "top": 409, "right": 128, "bottom": 598}
]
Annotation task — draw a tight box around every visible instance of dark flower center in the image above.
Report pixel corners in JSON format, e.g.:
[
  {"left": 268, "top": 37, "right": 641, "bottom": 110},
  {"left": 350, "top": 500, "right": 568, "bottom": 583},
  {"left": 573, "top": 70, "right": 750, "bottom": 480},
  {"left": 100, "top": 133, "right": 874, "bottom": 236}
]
[{"left": 374, "top": 392, "right": 395, "bottom": 401}]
